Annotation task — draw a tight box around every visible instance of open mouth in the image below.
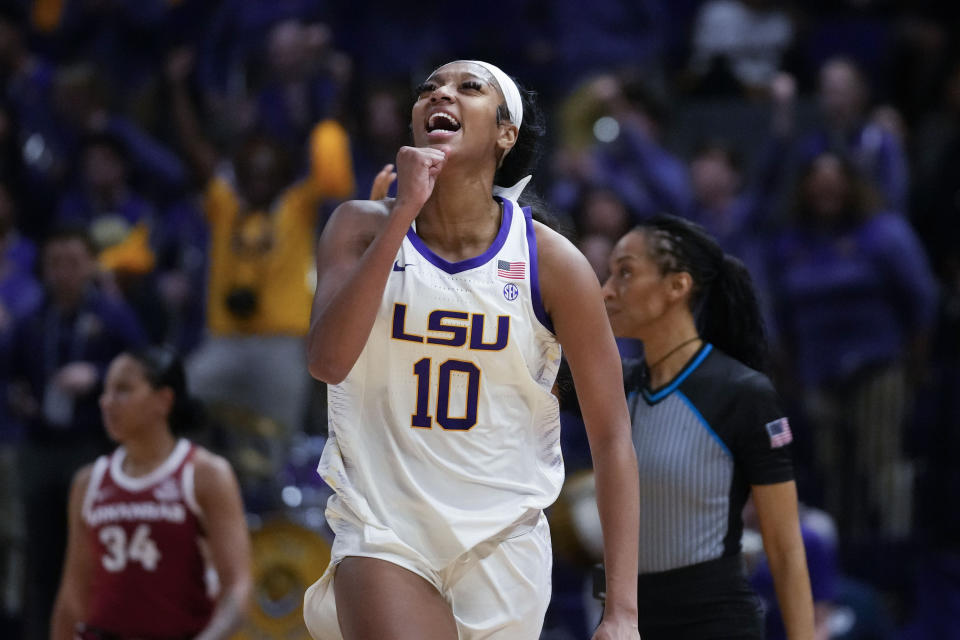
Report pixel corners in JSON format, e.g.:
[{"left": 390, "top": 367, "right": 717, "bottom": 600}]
[{"left": 426, "top": 111, "right": 461, "bottom": 133}]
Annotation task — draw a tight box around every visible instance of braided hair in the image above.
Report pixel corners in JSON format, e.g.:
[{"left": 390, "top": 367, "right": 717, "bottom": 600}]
[{"left": 636, "top": 215, "right": 768, "bottom": 372}]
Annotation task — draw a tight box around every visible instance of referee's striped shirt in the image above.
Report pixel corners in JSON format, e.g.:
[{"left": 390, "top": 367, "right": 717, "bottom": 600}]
[{"left": 626, "top": 343, "right": 794, "bottom": 574}]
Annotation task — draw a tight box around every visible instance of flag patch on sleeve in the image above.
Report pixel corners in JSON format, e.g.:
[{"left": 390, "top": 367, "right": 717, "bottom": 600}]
[{"left": 765, "top": 417, "right": 793, "bottom": 448}]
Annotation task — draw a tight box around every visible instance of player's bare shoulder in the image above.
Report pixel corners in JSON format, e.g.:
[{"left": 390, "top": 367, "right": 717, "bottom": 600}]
[
  {"left": 531, "top": 219, "right": 597, "bottom": 312},
  {"left": 327, "top": 198, "right": 394, "bottom": 231},
  {"left": 71, "top": 462, "right": 96, "bottom": 496},
  {"left": 190, "top": 445, "right": 236, "bottom": 483},
  {"left": 320, "top": 197, "right": 395, "bottom": 257},
  {"left": 531, "top": 219, "right": 578, "bottom": 263}
]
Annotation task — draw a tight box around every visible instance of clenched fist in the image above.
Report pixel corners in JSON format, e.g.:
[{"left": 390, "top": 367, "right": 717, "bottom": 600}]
[{"left": 392, "top": 146, "right": 447, "bottom": 222}]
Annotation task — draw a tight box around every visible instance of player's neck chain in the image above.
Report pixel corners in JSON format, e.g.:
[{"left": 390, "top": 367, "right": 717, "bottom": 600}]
[{"left": 647, "top": 336, "right": 702, "bottom": 371}]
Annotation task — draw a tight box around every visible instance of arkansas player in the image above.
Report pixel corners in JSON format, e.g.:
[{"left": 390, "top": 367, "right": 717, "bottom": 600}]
[{"left": 51, "top": 347, "right": 251, "bottom": 640}]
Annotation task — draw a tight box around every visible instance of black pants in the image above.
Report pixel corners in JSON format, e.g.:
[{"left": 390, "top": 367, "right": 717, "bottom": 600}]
[
  {"left": 636, "top": 555, "right": 764, "bottom": 640},
  {"left": 22, "top": 439, "right": 105, "bottom": 640}
]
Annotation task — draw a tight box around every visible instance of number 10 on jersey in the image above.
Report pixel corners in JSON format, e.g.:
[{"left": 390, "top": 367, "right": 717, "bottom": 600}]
[{"left": 411, "top": 358, "right": 480, "bottom": 430}]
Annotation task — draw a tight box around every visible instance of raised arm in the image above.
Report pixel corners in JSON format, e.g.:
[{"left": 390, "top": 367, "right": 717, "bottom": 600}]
[
  {"left": 614, "top": 121, "right": 692, "bottom": 215},
  {"left": 165, "top": 48, "right": 219, "bottom": 186},
  {"left": 307, "top": 146, "right": 444, "bottom": 384},
  {"left": 103, "top": 115, "right": 188, "bottom": 193},
  {"left": 50, "top": 466, "right": 95, "bottom": 640},
  {"left": 538, "top": 225, "right": 640, "bottom": 640},
  {"left": 741, "top": 72, "right": 797, "bottom": 229},
  {"left": 369, "top": 163, "right": 398, "bottom": 201},
  {"left": 193, "top": 450, "right": 252, "bottom": 640}
]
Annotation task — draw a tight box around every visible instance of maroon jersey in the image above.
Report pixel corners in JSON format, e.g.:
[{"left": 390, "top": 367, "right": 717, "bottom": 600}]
[{"left": 82, "top": 439, "right": 215, "bottom": 638}]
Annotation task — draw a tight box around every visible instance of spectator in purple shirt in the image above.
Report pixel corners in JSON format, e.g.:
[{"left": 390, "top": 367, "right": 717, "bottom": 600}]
[
  {"left": 50, "top": 63, "right": 187, "bottom": 201},
  {"left": 252, "top": 19, "right": 350, "bottom": 155},
  {"left": 798, "top": 57, "right": 909, "bottom": 212},
  {"left": 56, "top": 132, "right": 155, "bottom": 231},
  {"left": 683, "top": 72, "right": 797, "bottom": 333},
  {"left": 571, "top": 186, "right": 634, "bottom": 283},
  {"left": 195, "top": 0, "right": 328, "bottom": 125},
  {"left": 55, "top": 132, "right": 170, "bottom": 343},
  {"left": 685, "top": 72, "right": 796, "bottom": 259},
  {"left": 767, "top": 152, "right": 937, "bottom": 551},
  {"left": 2, "top": 38, "right": 186, "bottom": 217},
  {"left": 550, "top": 72, "right": 691, "bottom": 223},
  {"left": 9, "top": 226, "right": 146, "bottom": 640}
]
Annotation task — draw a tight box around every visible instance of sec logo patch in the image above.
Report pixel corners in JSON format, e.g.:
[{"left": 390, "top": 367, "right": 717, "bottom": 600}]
[{"left": 503, "top": 283, "right": 519, "bottom": 301}]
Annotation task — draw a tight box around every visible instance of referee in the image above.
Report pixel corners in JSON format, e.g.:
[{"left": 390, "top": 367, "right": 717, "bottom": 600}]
[{"left": 601, "top": 215, "right": 815, "bottom": 639}]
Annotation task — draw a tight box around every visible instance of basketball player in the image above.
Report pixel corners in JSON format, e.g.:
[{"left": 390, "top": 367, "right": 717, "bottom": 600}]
[
  {"left": 302, "top": 60, "right": 640, "bottom": 639},
  {"left": 50, "top": 347, "right": 251, "bottom": 640},
  {"left": 602, "top": 215, "right": 815, "bottom": 639}
]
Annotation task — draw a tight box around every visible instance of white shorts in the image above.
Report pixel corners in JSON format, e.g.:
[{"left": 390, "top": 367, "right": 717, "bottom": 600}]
[{"left": 303, "top": 511, "right": 553, "bottom": 640}]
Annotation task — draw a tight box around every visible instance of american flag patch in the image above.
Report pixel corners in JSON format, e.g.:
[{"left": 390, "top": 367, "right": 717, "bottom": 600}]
[
  {"left": 765, "top": 417, "right": 793, "bottom": 448},
  {"left": 497, "top": 260, "right": 525, "bottom": 279}
]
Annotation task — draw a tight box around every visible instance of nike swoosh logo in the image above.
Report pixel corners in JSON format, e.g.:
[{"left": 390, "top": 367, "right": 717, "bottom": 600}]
[{"left": 393, "top": 261, "right": 414, "bottom": 272}]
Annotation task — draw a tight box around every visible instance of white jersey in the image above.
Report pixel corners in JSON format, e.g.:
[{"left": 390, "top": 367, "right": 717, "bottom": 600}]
[{"left": 318, "top": 197, "right": 563, "bottom": 567}]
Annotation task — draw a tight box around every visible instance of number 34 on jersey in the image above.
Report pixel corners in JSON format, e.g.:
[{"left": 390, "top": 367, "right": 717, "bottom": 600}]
[{"left": 99, "top": 523, "right": 161, "bottom": 572}]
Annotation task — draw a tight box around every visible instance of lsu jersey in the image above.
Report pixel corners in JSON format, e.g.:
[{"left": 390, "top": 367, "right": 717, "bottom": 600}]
[
  {"left": 82, "top": 439, "right": 214, "bottom": 637},
  {"left": 318, "top": 197, "right": 563, "bottom": 567}
]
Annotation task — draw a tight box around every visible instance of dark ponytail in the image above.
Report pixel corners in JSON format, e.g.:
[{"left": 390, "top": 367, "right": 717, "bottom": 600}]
[
  {"left": 637, "top": 215, "right": 768, "bottom": 372},
  {"left": 494, "top": 79, "right": 544, "bottom": 190},
  {"left": 127, "top": 345, "right": 205, "bottom": 434},
  {"left": 699, "top": 254, "right": 768, "bottom": 372},
  {"left": 490, "top": 78, "right": 564, "bottom": 230}
]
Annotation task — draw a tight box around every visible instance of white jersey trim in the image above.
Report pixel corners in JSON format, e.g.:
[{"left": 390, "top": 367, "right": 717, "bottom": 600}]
[
  {"left": 181, "top": 461, "right": 202, "bottom": 519},
  {"left": 82, "top": 456, "right": 110, "bottom": 522},
  {"left": 519, "top": 204, "right": 554, "bottom": 334},
  {"left": 109, "top": 438, "right": 191, "bottom": 492}
]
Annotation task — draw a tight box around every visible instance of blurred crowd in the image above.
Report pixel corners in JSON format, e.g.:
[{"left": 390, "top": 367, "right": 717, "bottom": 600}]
[{"left": 0, "top": 1, "right": 957, "bottom": 639}]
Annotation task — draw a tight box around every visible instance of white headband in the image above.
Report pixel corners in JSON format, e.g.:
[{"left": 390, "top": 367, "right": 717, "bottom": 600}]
[
  {"left": 459, "top": 60, "right": 523, "bottom": 130},
  {"left": 430, "top": 60, "right": 530, "bottom": 200},
  {"left": 463, "top": 61, "right": 529, "bottom": 199}
]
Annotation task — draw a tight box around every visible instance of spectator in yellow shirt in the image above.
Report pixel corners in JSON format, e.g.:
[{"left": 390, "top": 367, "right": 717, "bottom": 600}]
[{"left": 166, "top": 48, "right": 355, "bottom": 437}]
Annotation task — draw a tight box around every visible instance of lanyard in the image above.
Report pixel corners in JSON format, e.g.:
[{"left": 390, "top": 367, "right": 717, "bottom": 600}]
[{"left": 43, "top": 299, "right": 93, "bottom": 377}]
